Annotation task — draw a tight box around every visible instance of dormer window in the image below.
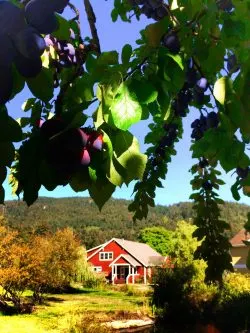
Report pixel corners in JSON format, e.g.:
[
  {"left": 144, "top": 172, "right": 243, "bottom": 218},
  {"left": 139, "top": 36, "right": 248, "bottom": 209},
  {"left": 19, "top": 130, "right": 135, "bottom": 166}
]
[{"left": 99, "top": 252, "right": 113, "bottom": 260}]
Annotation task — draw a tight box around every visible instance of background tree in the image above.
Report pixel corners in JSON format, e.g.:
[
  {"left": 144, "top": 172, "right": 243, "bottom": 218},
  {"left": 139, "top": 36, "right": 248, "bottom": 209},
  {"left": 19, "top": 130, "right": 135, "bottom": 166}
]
[
  {"left": 0, "top": 225, "right": 83, "bottom": 310},
  {"left": 139, "top": 226, "right": 174, "bottom": 255},
  {"left": 0, "top": 225, "right": 33, "bottom": 312},
  {"left": 29, "top": 227, "right": 82, "bottom": 300}
]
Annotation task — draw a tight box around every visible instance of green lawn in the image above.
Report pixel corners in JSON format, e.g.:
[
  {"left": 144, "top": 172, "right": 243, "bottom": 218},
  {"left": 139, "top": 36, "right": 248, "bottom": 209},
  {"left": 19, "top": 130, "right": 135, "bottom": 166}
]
[{"left": 0, "top": 287, "right": 152, "bottom": 333}]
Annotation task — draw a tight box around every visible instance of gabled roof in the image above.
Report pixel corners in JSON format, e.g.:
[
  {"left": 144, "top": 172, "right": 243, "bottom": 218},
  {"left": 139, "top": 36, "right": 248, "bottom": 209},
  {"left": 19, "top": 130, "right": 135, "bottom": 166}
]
[
  {"left": 110, "top": 254, "right": 141, "bottom": 267},
  {"left": 230, "top": 229, "right": 250, "bottom": 247},
  {"left": 87, "top": 237, "right": 164, "bottom": 267}
]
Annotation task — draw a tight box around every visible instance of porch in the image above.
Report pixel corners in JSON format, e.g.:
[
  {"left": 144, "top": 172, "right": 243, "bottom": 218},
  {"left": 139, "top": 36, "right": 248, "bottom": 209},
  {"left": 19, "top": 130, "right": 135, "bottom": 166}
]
[{"left": 110, "top": 254, "right": 149, "bottom": 284}]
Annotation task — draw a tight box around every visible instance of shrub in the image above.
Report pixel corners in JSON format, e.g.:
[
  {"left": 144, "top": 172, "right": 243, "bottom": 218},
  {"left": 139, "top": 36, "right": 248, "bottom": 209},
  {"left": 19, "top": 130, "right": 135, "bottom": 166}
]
[
  {"left": 214, "top": 273, "right": 250, "bottom": 333},
  {"left": 153, "top": 268, "right": 250, "bottom": 332},
  {"left": 75, "top": 252, "right": 106, "bottom": 289},
  {"left": 118, "top": 284, "right": 152, "bottom": 297},
  {"left": 152, "top": 265, "right": 203, "bottom": 328}
]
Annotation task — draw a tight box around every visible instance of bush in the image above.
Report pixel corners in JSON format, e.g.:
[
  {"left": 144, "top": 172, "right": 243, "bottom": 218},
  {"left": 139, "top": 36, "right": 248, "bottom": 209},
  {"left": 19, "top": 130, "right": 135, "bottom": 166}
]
[
  {"left": 153, "top": 268, "right": 250, "bottom": 333},
  {"left": 152, "top": 265, "right": 205, "bottom": 329},
  {"left": 81, "top": 272, "right": 107, "bottom": 289},
  {"left": 117, "top": 284, "right": 152, "bottom": 297},
  {"left": 214, "top": 273, "right": 250, "bottom": 333},
  {"left": 75, "top": 251, "right": 107, "bottom": 289}
]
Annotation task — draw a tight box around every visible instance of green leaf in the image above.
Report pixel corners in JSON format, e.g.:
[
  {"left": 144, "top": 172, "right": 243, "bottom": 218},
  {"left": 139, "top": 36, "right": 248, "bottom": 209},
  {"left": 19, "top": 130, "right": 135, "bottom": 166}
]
[
  {"left": 110, "top": 83, "right": 142, "bottom": 131},
  {"left": 129, "top": 80, "right": 158, "bottom": 105},
  {"left": 0, "top": 110, "right": 22, "bottom": 142},
  {"left": 11, "top": 66, "right": 25, "bottom": 98},
  {"left": 18, "top": 137, "right": 43, "bottom": 205},
  {"left": 231, "top": 182, "right": 241, "bottom": 201},
  {"left": 214, "top": 77, "right": 227, "bottom": 105},
  {"left": 0, "top": 166, "right": 6, "bottom": 184},
  {"left": 53, "top": 15, "right": 70, "bottom": 40},
  {"left": 222, "top": 19, "right": 246, "bottom": 41},
  {"left": 88, "top": 178, "right": 115, "bottom": 210},
  {"left": 22, "top": 98, "right": 36, "bottom": 112},
  {"left": 0, "top": 142, "right": 15, "bottom": 167},
  {"left": 65, "top": 112, "right": 88, "bottom": 129},
  {"left": 67, "top": 74, "right": 94, "bottom": 104},
  {"left": 145, "top": 19, "right": 169, "bottom": 47},
  {"left": 107, "top": 157, "right": 125, "bottom": 187},
  {"left": 0, "top": 186, "right": 4, "bottom": 204},
  {"left": 111, "top": 8, "right": 119, "bottom": 22},
  {"left": 167, "top": 54, "right": 184, "bottom": 70},
  {"left": 122, "top": 44, "right": 133, "bottom": 65},
  {"left": 113, "top": 131, "right": 147, "bottom": 183},
  {"left": 70, "top": 169, "right": 91, "bottom": 192},
  {"left": 27, "top": 68, "right": 54, "bottom": 102},
  {"left": 94, "top": 104, "right": 104, "bottom": 129},
  {"left": 97, "top": 51, "right": 119, "bottom": 66}
]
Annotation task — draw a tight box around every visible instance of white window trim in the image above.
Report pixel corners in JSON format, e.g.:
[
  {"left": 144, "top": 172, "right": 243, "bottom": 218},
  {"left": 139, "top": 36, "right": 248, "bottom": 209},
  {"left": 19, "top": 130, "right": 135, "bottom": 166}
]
[
  {"left": 93, "top": 266, "right": 102, "bottom": 272},
  {"left": 99, "top": 252, "right": 113, "bottom": 261}
]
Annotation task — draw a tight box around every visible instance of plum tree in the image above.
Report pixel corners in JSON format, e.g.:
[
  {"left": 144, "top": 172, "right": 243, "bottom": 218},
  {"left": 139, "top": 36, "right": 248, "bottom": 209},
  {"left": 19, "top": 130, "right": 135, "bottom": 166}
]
[{"left": 0, "top": 0, "right": 250, "bottom": 284}]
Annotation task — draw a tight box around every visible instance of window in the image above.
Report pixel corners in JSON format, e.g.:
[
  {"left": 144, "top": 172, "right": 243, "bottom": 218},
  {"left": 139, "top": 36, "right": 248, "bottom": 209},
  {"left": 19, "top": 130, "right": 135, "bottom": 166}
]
[
  {"left": 99, "top": 252, "right": 113, "bottom": 260},
  {"left": 93, "top": 266, "right": 102, "bottom": 273}
]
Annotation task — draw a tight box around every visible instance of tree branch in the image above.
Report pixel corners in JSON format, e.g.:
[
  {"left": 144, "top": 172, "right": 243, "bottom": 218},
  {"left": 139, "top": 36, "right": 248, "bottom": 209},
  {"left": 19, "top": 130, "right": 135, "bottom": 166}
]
[
  {"left": 192, "top": 56, "right": 219, "bottom": 108},
  {"left": 55, "top": 69, "right": 81, "bottom": 117},
  {"left": 123, "top": 58, "right": 148, "bottom": 81},
  {"left": 69, "top": 2, "right": 82, "bottom": 41},
  {"left": 83, "top": 0, "right": 101, "bottom": 55}
]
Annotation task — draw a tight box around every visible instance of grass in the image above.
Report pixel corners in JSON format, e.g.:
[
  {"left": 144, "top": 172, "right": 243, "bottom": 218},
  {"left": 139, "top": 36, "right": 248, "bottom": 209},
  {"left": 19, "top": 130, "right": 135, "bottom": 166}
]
[{"left": 0, "top": 286, "right": 152, "bottom": 333}]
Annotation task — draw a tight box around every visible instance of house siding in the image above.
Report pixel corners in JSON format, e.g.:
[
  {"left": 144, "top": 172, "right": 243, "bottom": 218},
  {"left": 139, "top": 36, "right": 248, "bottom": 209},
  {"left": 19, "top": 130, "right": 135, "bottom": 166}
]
[
  {"left": 87, "top": 248, "right": 100, "bottom": 257},
  {"left": 88, "top": 241, "right": 128, "bottom": 277},
  {"left": 115, "top": 257, "right": 130, "bottom": 264},
  {"left": 87, "top": 239, "right": 161, "bottom": 284}
]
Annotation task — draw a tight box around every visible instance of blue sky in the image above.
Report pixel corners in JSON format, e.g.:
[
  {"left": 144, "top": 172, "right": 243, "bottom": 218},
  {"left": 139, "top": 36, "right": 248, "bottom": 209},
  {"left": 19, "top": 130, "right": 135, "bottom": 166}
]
[{"left": 4, "top": 0, "right": 250, "bottom": 207}]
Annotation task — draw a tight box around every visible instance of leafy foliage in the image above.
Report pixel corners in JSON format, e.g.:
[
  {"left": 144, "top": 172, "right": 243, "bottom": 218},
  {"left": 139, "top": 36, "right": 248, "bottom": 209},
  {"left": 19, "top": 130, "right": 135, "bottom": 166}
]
[
  {"left": 139, "top": 226, "right": 174, "bottom": 255},
  {"left": 0, "top": 223, "right": 84, "bottom": 312},
  {"left": 1, "top": 0, "right": 250, "bottom": 282}
]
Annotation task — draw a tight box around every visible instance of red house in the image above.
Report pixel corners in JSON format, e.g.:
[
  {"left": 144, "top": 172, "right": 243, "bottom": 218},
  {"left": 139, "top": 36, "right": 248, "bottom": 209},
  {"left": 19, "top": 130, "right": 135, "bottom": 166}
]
[{"left": 87, "top": 238, "right": 165, "bottom": 284}]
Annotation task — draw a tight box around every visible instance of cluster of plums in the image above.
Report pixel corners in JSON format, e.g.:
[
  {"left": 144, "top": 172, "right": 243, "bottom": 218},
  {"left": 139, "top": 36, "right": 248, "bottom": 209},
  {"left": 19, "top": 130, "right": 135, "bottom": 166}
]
[
  {"left": 45, "top": 34, "right": 80, "bottom": 87},
  {"left": 227, "top": 53, "right": 240, "bottom": 74},
  {"left": 128, "top": 0, "right": 168, "bottom": 21},
  {"left": 153, "top": 123, "right": 179, "bottom": 164},
  {"left": 236, "top": 167, "right": 250, "bottom": 180},
  {"left": 39, "top": 118, "right": 103, "bottom": 173},
  {"left": 0, "top": 0, "right": 69, "bottom": 104},
  {"left": 170, "top": 58, "right": 209, "bottom": 118},
  {"left": 191, "top": 112, "right": 219, "bottom": 141},
  {"left": 216, "top": 0, "right": 234, "bottom": 11},
  {"left": 197, "top": 158, "right": 214, "bottom": 191},
  {"left": 45, "top": 34, "right": 79, "bottom": 69}
]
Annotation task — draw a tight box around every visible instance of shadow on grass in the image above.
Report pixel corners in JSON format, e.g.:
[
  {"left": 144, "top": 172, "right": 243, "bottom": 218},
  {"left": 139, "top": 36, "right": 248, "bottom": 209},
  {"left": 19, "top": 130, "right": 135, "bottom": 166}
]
[
  {"left": 44, "top": 296, "right": 64, "bottom": 303},
  {"left": 48, "top": 286, "right": 98, "bottom": 295}
]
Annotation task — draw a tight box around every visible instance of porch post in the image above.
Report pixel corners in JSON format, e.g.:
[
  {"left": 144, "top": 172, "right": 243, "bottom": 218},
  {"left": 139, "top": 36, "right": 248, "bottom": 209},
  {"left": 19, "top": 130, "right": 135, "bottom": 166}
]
[
  {"left": 143, "top": 266, "right": 147, "bottom": 284},
  {"left": 126, "top": 266, "right": 129, "bottom": 284},
  {"left": 111, "top": 265, "right": 114, "bottom": 284},
  {"left": 132, "top": 266, "right": 135, "bottom": 284}
]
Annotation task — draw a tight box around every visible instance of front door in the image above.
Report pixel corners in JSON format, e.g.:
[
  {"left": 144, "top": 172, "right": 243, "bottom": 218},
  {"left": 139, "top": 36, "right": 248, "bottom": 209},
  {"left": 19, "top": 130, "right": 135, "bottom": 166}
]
[{"left": 117, "top": 266, "right": 129, "bottom": 281}]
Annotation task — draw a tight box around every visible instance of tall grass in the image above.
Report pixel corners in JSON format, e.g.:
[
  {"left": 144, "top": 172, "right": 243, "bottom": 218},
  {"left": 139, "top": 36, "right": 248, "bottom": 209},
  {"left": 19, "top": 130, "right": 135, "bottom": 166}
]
[{"left": 0, "top": 286, "right": 151, "bottom": 333}]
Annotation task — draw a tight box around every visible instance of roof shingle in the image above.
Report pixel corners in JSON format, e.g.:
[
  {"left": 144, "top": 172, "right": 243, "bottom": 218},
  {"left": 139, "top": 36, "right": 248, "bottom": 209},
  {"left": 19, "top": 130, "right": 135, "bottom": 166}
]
[
  {"left": 230, "top": 229, "right": 250, "bottom": 247},
  {"left": 113, "top": 238, "right": 164, "bottom": 266}
]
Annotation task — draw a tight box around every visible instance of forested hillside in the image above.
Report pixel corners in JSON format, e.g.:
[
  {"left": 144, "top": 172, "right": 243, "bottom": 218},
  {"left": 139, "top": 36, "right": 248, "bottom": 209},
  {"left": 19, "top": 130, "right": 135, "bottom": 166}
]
[{"left": 2, "top": 197, "right": 249, "bottom": 249}]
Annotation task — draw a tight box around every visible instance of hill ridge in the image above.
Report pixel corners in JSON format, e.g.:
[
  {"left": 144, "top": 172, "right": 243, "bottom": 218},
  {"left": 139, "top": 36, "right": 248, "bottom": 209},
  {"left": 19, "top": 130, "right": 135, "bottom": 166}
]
[{"left": 3, "top": 197, "right": 249, "bottom": 249}]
